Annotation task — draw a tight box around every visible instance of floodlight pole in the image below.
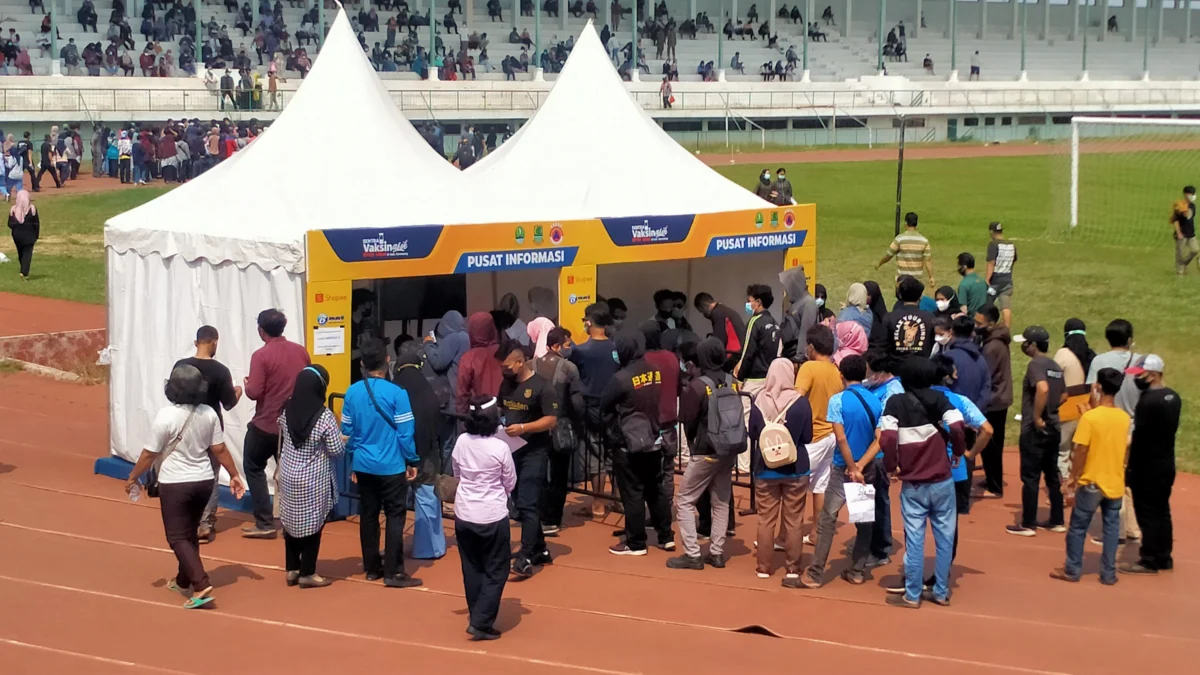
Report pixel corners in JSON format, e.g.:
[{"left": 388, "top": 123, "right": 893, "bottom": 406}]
[
  {"left": 950, "top": 0, "right": 957, "bottom": 73},
  {"left": 535, "top": 0, "right": 541, "bottom": 61},
  {"left": 1141, "top": 0, "right": 1149, "bottom": 78},
  {"left": 1019, "top": 0, "right": 1027, "bottom": 78},
  {"left": 318, "top": 0, "right": 326, "bottom": 47},
  {"left": 876, "top": 0, "right": 885, "bottom": 72},
  {"left": 1081, "top": 0, "right": 1089, "bottom": 76},
  {"left": 802, "top": 0, "right": 809, "bottom": 72},
  {"left": 631, "top": 0, "right": 637, "bottom": 77},
  {"left": 430, "top": 0, "right": 437, "bottom": 62},
  {"left": 196, "top": 0, "right": 203, "bottom": 66},
  {"left": 50, "top": 0, "right": 57, "bottom": 68},
  {"left": 894, "top": 114, "right": 906, "bottom": 236},
  {"left": 717, "top": 0, "right": 723, "bottom": 68}
]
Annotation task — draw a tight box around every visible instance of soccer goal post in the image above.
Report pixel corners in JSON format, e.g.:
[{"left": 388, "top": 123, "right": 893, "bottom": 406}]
[{"left": 1070, "top": 116, "right": 1200, "bottom": 231}]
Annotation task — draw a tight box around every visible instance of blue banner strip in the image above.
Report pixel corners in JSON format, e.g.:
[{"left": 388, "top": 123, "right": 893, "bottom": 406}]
[
  {"left": 453, "top": 247, "right": 580, "bottom": 274},
  {"left": 704, "top": 230, "right": 807, "bottom": 257}
]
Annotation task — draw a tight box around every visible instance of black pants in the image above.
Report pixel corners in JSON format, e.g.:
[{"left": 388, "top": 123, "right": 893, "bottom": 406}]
[
  {"left": 12, "top": 239, "right": 33, "bottom": 276},
  {"left": 614, "top": 448, "right": 672, "bottom": 550},
  {"left": 221, "top": 90, "right": 237, "bottom": 109},
  {"left": 981, "top": 409, "right": 1008, "bottom": 495},
  {"left": 953, "top": 477, "right": 971, "bottom": 560},
  {"left": 356, "top": 471, "right": 409, "bottom": 579},
  {"left": 160, "top": 479, "right": 214, "bottom": 590},
  {"left": 510, "top": 446, "right": 547, "bottom": 561},
  {"left": 1129, "top": 468, "right": 1174, "bottom": 569},
  {"left": 284, "top": 528, "right": 323, "bottom": 576},
  {"left": 540, "top": 447, "right": 572, "bottom": 529},
  {"left": 1019, "top": 427, "right": 1063, "bottom": 528},
  {"left": 24, "top": 165, "right": 38, "bottom": 190},
  {"left": 242, "top": 423, "right": 279, "bottom": 529},
  {"left": 118, "top": 157, "right": 131, "bottom": 183},
  {"left": 36, "top": 164, "right": 61, "bottom": 188},
  {"left": 69, "top": 158, "right": 79, "bottom": 179},
  {"left": 162, "top": 164, "right": 177, "bottom": 183},
  {"left": 456, "top": 518, "right": 509, "bottom": 633}
]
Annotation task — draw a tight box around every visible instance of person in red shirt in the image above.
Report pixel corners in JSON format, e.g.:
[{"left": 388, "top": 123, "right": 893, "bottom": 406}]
[
  {"left": 456, "top": 312, "right": 503, "bottom": 416},
  {"left": 241, "top": 308, "right": 311, "bottom": 538}
]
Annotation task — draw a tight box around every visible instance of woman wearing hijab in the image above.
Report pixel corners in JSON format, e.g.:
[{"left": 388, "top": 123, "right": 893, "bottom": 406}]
[
  {"left": 394, "top": 341, "right": 447, "bottom": 560},
  {"left": 832, "top": 321, "right": 867, "bottom": 365},
  {"left": 1053, "top": 318, "right": 1095, "bottom": 482},
  {"left": 7, "top": 190, "right": 39, "bottom": 280},
  {"left": 424, "top": 309, "right": 470, "bottom": 466},
  {"left": 748, "top": 358, "right": 813, "bottom": 585},
  {"left": 277, "top": 364, "right": 344, "bottom": 588},
  {"left": 496, "top": 292, "right": 529, "bottom": 346},
  {"left": 863, "top": 280, "right": 888, "bottom": 350},
  {"left": 838, "top": 283, "right": 872, "bottom": 338},
  {"left": 933, "top": 286, "right": 961, "bottom": 321},
  {"left": 117, "top": 130, "right": 133, "bottom": 183},
  {"left": 526, "top": 316, "right": 555, "bottom": 358},
  {"left": 814, "top": 284, "right": 835, "bottom": 325}
]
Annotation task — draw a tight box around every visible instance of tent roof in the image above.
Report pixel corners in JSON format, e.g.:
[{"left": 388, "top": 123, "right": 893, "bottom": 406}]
[
  {"left": 463, "top": 21, "right": 770, "bottom": 222},
  {"left": 104, "top": 10, "right": 464, "bottom": 274}
]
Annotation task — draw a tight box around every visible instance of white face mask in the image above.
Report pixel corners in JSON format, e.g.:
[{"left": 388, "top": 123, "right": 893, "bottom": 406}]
[
  {"left": 935, "top": 333, "right": 952, "bottom": 346},
  {"left": 936, "top": 299, "right": 950, "bottom": 312},
  {"left": 1189, "top": 194, "right": 1196, "bottom": 203}
]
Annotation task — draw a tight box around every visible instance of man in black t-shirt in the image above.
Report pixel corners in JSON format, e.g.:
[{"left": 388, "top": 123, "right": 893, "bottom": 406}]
[
  {"left": 569, "top": 303, "right": 620, "bottom": 518},
  {"left": 1121, "top": 355, "right": 1181, "bottom": 575},
  {"left": 882, "top": 275, "right": 935, "bottom": 376},
  {"left": 173, "top": 325, "right": 242, "bottom": 543},
  {"left": 1007, "top": 325, "right": 1066, "bottom": 537},
  {"left": 499, "top": 343, "right": 559, "bottom": 578},
  {"left": 1171, "top": 185, "right": 1198, "bottom": 275},
  {"left": 36, "top": 134, "right": 62, "bottom": 189}
]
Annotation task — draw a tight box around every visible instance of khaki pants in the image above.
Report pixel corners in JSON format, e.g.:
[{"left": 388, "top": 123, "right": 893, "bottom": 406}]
[
  {"left": 1057, "top": 419, "right": 1079, "bottom": 482},
  {"left": 1176, "top": 236, "right": 1199, "bottom": 273},
  {"left": 754, "top": 476, "right": 809, "bottom": 576}
]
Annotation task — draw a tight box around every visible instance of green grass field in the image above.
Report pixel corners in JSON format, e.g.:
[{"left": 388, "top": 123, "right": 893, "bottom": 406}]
[{"left": 0, "top": 154, "right": 1194, "bottom": 469}]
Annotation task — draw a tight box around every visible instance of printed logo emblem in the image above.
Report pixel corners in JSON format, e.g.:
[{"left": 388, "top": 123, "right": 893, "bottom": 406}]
[
  {"left": 568, "top": 294, "right": 578, "bottom": 304},
  {"left": 755, "top": 212, "right": 764, "bottom": 229},
  {"left": 770, "top": 212, "right": 779, "bottom": 228},
  {"left": 784, "top": 210, "right": 795, "bottom": 229},
  {"left": 631, "top": 220, "right": 671, "bottom": 244},
  {"left": 533, "top": 225, "right": 544, "bottom": 244},
  {"left": 317, "top": 314, "right": 328, "bottom": 325},
  {"left": 515, "top": 226, "right": 526, "bottom": 244},
  {"left": 315, "top": 293, "right": 325, "bottom": 303},
  {"left": 361, "top": 232, "right": 409, "bottom": 259},
  {"left": 549, "top": 224, "right": 564, "bottom": 244}
]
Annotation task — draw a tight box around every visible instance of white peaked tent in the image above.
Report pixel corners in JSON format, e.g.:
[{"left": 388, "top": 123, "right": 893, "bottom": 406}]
[
  {"left": 104, "top": 9, "right": 464, "bottom": 466},
  {"left": 463, "top": 20, "right": 771, "bottom": 221}
]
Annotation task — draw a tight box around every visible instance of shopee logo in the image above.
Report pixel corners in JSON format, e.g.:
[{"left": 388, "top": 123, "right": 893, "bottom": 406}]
[{"left": 315, "top": 293, "right": 324, "bottom": 303}]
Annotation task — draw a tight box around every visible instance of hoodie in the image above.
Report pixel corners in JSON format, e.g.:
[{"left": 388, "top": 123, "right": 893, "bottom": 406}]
[
  {"left": 945, "top": 338, "right": 992, "bottom": 412},
  {"left": 393, "top": 349, "right": 443, "bottom": 483},
  {"left": 979, "top": 325, "right": 1013, "bottom": 412},
  {"left": 599, "top": 331, "right": 663, "bottom": 450},
  {"left": 679, "top": 337, "right": 729, "bottom": 457},
  {"left": 455, "top": 312, "right": 503, "bottom": 415},
  {"left": 423, "top": 310, "right": 469, "bottom": 396},
  {"left": 778, "top": 265, "right": 817, "bottom": 362}
]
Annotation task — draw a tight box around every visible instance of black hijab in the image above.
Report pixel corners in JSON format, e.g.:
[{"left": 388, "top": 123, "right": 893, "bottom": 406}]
[
  {"left": 1063, "top": 318, "right": 1095, "bottom": 375},
  {"left": 285, "top": 364, "right": 329, "bottom": 449},
  {"left": 863, "top": 280, "right": 887, "bottom": 337},
  {"left": 696, "top": 336, "right": 726, "bottom": 380},
  {"left": 393, "top": 341, "right": 442, "bottom": 482},
  {"left": 638, "top": 319, "right": 664, "bottom": 351}
]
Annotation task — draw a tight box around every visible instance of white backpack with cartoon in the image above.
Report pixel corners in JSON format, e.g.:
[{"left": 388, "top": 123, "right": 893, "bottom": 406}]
[{"left": 758, "top": 399, "right": 799, "bottom": 469}]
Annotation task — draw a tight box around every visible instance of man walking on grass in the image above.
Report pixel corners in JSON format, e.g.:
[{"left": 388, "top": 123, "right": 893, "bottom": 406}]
[
  {"left": 1171, "top": 185, "right": 1198, "bottom": 275},
  {"left": 1051, "top": 368, "right": 1128, "bottom": 585},
  {"left": 1006, "top": 326, "right": 1066, "bottom": 538},
  {"left": 876, "top": 212, "right": 934, "bottom": 287},
  {"left": 984, "top": 221, "right": 1017, "bottom": 327}
]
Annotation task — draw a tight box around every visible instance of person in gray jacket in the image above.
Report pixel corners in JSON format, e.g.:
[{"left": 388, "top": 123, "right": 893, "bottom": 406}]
[
  {"left": 778, "top": 265, "right": 818, "bottom": 362},
  {"left": 423, "top": 310, "right": 471, "bottom": 465}
]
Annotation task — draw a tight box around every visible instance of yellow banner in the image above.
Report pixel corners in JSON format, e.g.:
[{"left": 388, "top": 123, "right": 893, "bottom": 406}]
[
  {"left": 558, "top": 265, "right": 597, "bottom": 340},
  {"left": 305, "top": 280, "right": 352, "bottom": 407},
  {"left": 783, "top": 245, "right": 817, "bottom": 295}
]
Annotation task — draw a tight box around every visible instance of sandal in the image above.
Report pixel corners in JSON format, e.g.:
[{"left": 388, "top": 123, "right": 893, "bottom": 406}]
[
  {"left": 182, "top": 586, "right": 214, "bottom": 609},
  {"left": 166, "top": 579, "right": 192, "bottom": 597}
]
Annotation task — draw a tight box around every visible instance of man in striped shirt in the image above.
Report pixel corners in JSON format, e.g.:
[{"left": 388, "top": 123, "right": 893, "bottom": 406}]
[{"left": 877, "top": 212, "right": 935, "bottom": 287}]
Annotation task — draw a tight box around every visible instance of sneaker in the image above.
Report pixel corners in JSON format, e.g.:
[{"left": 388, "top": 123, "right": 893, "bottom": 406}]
[
  {"left": 542, "top": 524, "right": 561, "bottom": 537},
  {"left": 383, "top": 575, "right": 423, "bottom": 589},
  {"left": 803, "top": 534, "right": 814, "bottom": 546},
  {"left": 365, "top": 572, "right": 384, "bottom": 582},
  {"left": 197, "top": 527, "right": 216, "bottom": 545},
  {"left": 656, "top": 540, "right": 676, "bottom": 552},
  {"left": 1049, "top": 568, "right": 1080, "bottom": 583},
  {"left": 884, "top": 582, "right": 907, "bottom": 594},
  {"left": 1037, "top": 522, "right": 1067, "bottom": 534},
  {"left": 1006, "top": 525, "right": 1036, "bottom": 537},
  {"left": 756, "top": 569, "right": 772, "bottom": 579},
  {"left": 511, "top": 558, "right": 535, "bottom": 578},
  {"left": 665, "top": 554, "right": 704, "bottom": 570},
  {"left": 921, "top": 589, "right": 951, "bottom": 606},
  {"left": 1099, "top": 576, "right": 1118, "bottom": 586},
  {"left": 298, "top": 574, "right": 332, "bottom": 589},
  {"left": 864, "top": 555, "right": 891, "bottom": 569},
  {"left": 609, "top": 543, "right": 648, "bottom": 556},
  {"left": 1091, "top": 536, "right": 1128, "bottom": 546},
  {"left": 1117, "top": 562, "right": 1158, "bottom": 576},
  {"left": 240, "top": 525, "right": 278, "bottom": 539},
  {"left": 885, "top": 593, "right": 921, "bottom": 609},
  {"left": 468, "top": 626, "right": 501, "bottom": 641},
  {"left": 703, "top": 554, "right": 726, "bottom": 569},
  {"left": 841, "top": 570, "right": 867, "bottom": 585},
  {"left": 782, "top": 573, "right": 820, "bottom": 589},
  {"left": 531, "top": 549, "right": 553, "bottom": 566}
]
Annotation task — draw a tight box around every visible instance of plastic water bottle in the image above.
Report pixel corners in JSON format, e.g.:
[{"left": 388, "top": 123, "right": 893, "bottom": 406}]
[{"left": 128, "top": 483, "right": 142, "bottom": 502}]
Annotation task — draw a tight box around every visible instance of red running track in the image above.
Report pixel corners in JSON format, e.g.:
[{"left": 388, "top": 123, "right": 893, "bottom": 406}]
[{"left": 0, "top": 371, "right": 1196, "bottom": 675}]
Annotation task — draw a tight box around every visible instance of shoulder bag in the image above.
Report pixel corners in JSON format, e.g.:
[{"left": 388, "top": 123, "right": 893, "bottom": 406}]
[{"left": 145, "top": 407, "right": 197, "bottom": 498}]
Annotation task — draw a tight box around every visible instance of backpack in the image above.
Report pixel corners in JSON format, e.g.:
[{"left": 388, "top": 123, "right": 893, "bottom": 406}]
[
  {"left": 758, "top": 398, "right": 799, "bottom": 469},
  {"left": 698, "top": 374, "right": 747, "bottom": 456},
  {"left": 535, "top": 355, "right": 578, "bottom": 454},
  {"left": 618, "top": 411, "right": 659, "bottom": 454}
]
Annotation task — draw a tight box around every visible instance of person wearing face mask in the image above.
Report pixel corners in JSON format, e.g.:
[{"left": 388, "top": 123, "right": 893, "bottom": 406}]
[
  {"left": 607, "top": 297, "right": 629, "bottom": 331},
  {"left": 754, "top": 168, "right": 776, "bottom": 201},
  {"left": 771, "top": 167, "right": 794, "bottom": 206},
  {"left": 1006, "top": 325, "right": 1067, "bottom": 538},
  {"left": 534, "top": 327, "right": 585, "bottom": 536},
  {"left": 735, "top": 284, "right": 782, "bottom": 473},
  {"left": 1170, "top": 185, "right": 1198, "bottom": 275},
  {"left": 813, "top": 284, "right": 835, "bottom": 325},
  {"left": 670, "top": 291, "right": 693, "bottom": 331},
  {"left": 778, "top": 265, "right": 817, "bottom": 362},
  {"left": 973, "top": 303, "right": 1011, "bottom": 499},
  {"left": 694, "top": 291, "right": 747, "bottom": 371},
  {"left": 1120, "top": 355, "right": 1180, "bottom": 575},
  {"left": 499, "top": 342, "right": 559, "bottom": 578},
  {"left": 930, "top": 317, "right": 953, "bottom": 358},
  {"left": 985, "top": 221, "right": 1017, "bottom": 327},
  {"left": 569, "top": 303, "right": 621, "bottom": 518},
  {"left": 955, "top": 253, "right": 988, "bottom": 318},
  {"left": 1053, "top": 318, "right": 1094, "bottom": 484},
  {"left": 942, "top": 316, "right": 992, "bottom": 412},
  {"left": 639, "top": 321, "right": 683, "bottom": 507},
  {"left": 933, "top": 286, "right": 960, "bottom": 321}
]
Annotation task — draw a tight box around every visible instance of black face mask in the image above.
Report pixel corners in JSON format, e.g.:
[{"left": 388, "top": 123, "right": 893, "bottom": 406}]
[{"left": 1134, "top": 377, "right": 1152, "bottom": 391}]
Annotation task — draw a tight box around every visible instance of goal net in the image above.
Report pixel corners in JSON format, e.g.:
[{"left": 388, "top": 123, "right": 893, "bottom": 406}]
[{"left": 1054, "top": 117, "right": 1200, "bottom": 248}]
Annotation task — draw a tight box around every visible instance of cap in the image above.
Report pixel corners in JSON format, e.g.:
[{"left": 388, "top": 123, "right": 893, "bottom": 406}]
[
  {"left": 1125, "top": 354, "right": 1164, "bottom": 375},
  {"left": 988, "top": 221, "right": 1003, "bottom": 233},
  {"left": 1012, "top": 325, "right": 1050, "bottom": 344}
]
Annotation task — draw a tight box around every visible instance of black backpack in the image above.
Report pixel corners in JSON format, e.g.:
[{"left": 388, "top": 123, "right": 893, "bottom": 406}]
[
  {"left": 698, "top": 374, "right": 747, "bottom": 456},
  {"left": 619, "top": 411, "right": 659, "bottom": 454}
]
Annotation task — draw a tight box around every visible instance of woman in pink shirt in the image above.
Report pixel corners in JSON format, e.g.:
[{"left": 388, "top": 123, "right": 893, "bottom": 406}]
[{"left": 453, "top": 395, "right": 517, "bottom": 641}]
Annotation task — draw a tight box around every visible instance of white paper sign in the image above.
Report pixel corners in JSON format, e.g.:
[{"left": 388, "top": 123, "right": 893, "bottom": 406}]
[
  {"left": 313, "top": 327, "right": 345, "bottom": 355},
  {"left": 845, "top": 483, "right": 877, "bottom": 524}
]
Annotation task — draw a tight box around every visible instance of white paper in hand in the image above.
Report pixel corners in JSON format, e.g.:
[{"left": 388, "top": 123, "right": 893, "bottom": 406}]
[{"left": 845, "top": 483, "right": 877, "bottom": 524}]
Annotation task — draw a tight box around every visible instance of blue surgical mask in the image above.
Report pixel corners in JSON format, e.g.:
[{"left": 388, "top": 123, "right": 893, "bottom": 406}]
[
  {"left": 560, "top": 346, "right": 574, "bottom": 359},
  {"left": 744, "top": 302, "right": 754, "bottom": 315},
  {"left": 815, "top": 298, "right": 825, "bottom": 308}
]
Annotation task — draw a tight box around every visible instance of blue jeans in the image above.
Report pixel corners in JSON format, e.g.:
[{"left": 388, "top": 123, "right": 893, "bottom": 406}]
[
  {"left": 1064, "top": 483, "right": 1121, "bottom": 583},
  {"left": 899, "top": 478, "right": 956, "bottom": 603}
]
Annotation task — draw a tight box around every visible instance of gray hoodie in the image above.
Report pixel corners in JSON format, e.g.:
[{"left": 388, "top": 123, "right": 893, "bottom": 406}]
[{"left": 778, "top": 265, "right": 818, "bottom": 361}]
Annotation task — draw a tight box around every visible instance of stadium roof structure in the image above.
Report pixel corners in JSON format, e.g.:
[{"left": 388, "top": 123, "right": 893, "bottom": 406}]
[
  {"left": 104, "top": 9, "right": 464, "bottom": 274},
  {"left": 461, "top": 20, "right": 771, "bottom": 222}
]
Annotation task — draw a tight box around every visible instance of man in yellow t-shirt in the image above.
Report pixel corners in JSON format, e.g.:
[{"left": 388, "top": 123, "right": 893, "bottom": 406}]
[
  {"left": 1051, "top": 367, "right": 1129, "bottom": 586},
  {"left": 794, "top": 324, "right": 843, "bottom": 538}
]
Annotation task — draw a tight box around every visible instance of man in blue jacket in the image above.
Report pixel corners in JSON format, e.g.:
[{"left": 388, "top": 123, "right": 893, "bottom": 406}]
[
  {"left": 944, "top": 316, "right": 991, "bottom": 412},
  {"left": 341, "top": 338, "right": 422, "bottom": 589}
]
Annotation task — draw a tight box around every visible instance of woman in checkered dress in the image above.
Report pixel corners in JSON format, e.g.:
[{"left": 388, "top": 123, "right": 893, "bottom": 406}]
[{"left": 277, "top": 365, "right": 345, "bottom": 589}]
